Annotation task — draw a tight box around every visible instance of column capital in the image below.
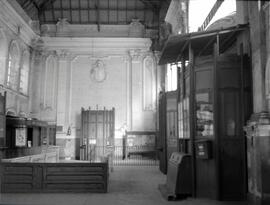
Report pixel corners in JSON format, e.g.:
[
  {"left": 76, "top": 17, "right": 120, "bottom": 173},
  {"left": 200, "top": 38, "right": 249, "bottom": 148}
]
[
  {"left": 128, "top": 49, "right": 144, "bottom": 62},
  {"left": 56, "top": 49, "right": 72, "bottom": 61}
]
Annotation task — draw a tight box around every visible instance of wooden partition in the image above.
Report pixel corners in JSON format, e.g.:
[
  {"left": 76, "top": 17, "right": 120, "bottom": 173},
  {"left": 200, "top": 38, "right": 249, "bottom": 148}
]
[
  {"left": 0, "top": 162, "right": 108, "bottom": 193},
  {"left": 157, "top": 91, "right": 178, "bottom": 174},
  {"left": 0, "top": 92, "right": 6, "bottom": 149}
]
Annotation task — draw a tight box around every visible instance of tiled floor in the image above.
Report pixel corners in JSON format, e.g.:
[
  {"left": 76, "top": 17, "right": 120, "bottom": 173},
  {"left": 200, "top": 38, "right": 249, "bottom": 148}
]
[{"left": 0, "top": 166, "right": 248, "bottom": 205}]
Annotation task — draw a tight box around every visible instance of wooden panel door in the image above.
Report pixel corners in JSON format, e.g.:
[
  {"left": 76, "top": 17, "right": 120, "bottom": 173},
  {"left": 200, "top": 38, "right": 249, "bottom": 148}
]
[
  {"left": 0, "top": 92, "right": 6, "bottom": 148},
  {"left": 157, "top": 93, "right": 167, "bottom": 174},
  {"left": 166, "top": 91, "right": 178, "bottom": 164},
  {"left": 217, "top": 54, "right": 251, "bottom": 200},
  {"left": 81, "top": 108, "right": 115, "bottom": 161}
]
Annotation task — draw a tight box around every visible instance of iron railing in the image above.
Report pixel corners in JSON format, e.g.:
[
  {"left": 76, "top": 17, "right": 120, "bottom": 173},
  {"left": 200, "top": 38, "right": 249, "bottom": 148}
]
[{"left": 81, "top": 145, "right": 158, "bottom": 166}]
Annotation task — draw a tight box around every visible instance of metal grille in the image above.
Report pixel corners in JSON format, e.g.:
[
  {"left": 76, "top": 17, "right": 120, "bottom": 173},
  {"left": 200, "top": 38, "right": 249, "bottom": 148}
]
[{"left": 82, "top": 145, "right": 158, "bottom": 166}]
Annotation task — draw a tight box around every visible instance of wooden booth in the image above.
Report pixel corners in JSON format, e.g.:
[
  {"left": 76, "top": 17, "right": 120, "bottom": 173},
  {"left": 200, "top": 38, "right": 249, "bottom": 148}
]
[
  {"left": 0, "top": 92, "right": 6, "bottom": 159},
  {"left": 4, "top": 116, "right": 56, "bottom": 159},
  {"left": 159, "top": 25, "right": 252, "bottom": 200},
  {"left": 158, "top": 91, "right": 178, "bottom": 174}
]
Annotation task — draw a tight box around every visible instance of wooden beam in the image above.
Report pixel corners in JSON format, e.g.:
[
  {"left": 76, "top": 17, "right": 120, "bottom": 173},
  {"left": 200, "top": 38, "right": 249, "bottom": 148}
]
[
  {"left": 40, "top": 0, "right": 56, "bottom": 10},
  {"left": 107, "top": 0, "right": 108, "bottom": 22},
  {"left": 29, "top": 0, "right": 39, "bottom": 11},
  {"left": 51, "top": 0, "right": 55, "bottom": 23},
  {"left": 39, "top": 0, "right": 57, "bottom": 19},
  {"left": 22, "top": 0, "right": 30, "bottom": 8},
  {"left": 135, "top": 0, "right": 137, "bottom": 18},
  {"left": 79, "top": 0, "right": 82, "bottom": 24},
  {"left": 95, "top": 0, "right": 100, "bottom": 31},
  {"left": 117, "top": 0, "right": 119, "bottom": 24},
  {"left": 70, "top": 0, "right": 73, "bottom": 22},
  {"left": 139, "top": 0, "right": 161, "bottom": 10},
  {"left": 87, "top": 0, "right": 90, "bottom": 23},
  {"left": 126, "top": 0, "right": 127, "bottom": 24},
  {"left": 60, "top": 0, "right": 63, "bottom": 19}
]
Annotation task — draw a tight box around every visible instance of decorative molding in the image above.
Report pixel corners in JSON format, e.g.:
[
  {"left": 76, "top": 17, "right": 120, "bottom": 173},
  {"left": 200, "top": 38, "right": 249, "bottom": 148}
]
[
  {"left": 0, "top": 0, "right": 38, "bottom": 46},
  {"left": 31, "top": 37, "right": 45, "bottom": 51},
  {"left": 129, "top": 49, "right": 144, "bottom": 62},
  {"left": 123, "top": 53, "right": 132, "bottom": 63},
  {"left": 6, "top": 107, "right": 17, "bottom": 116},
  {"left": 71, "top": 54, "right": 123, "bottom": 63},
  {"left": 42, "top": 37, "right": 152, "bottom": 54},
  {"left": 56, "top": 49, "right": 71, "bottom": 61},
  {"left": 128, "top": 19, "right": 145, "bottom": 37},
  {"left": 90, "top": 60, "right": 107, "bottom": 83},
  {"left": 143, "top": 56, "right": 156, "bottom": 111}
]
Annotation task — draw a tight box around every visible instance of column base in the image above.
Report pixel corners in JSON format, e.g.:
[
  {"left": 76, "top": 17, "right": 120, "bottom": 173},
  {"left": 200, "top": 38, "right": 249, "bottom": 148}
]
[{"left": 248, "top": 193, "right": 270, "bottom": 205}]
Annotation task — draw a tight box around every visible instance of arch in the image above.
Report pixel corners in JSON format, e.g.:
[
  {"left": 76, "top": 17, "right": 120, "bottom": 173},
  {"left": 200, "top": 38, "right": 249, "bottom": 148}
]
[
  {"left": 44, "top": 54, "right": 57, "bottom": 109},
  {"left": 6, "top": 40, "right": 21, "bottom": 90},
  {"left": 143, "top": 55, "right": 156, "bottom": 110},
  {"left": 20, "top": 50, "right": 30, "bottom": 94},
  {"left": 0, "top": 29, "right": 8, "bottom": 84},
  {"left": 265, "top": 57, "right": 270, "bottom": 101}
]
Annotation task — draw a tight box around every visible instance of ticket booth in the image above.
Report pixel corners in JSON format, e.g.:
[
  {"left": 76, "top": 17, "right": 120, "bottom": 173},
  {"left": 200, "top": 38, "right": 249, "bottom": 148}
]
[{"left": 159, "top": 25, "right": 252, "bottom": 200}]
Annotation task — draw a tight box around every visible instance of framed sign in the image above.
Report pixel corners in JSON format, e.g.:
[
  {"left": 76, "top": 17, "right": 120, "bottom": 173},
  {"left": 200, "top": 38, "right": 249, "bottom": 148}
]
[{"left": 15, "top": 128, "right": 27, "bottom": 147}]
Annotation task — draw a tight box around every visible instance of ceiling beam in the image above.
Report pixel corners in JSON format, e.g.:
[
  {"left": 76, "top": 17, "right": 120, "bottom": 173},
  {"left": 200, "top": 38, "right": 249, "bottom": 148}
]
[
  {"left": 29, "top": 0, "right": 39, "bottom": 11},
  {"left": 39, "top": 0, "right": 57, "bottom": 11},
  {"left": 38, "top": 0, "right": 57, "bottom": 20},
  {"left": 95, "top": 0, "right": 100, "bottom": 31},
  {"left": 22, "top": 0, "right": 32, "bottom": 9}
]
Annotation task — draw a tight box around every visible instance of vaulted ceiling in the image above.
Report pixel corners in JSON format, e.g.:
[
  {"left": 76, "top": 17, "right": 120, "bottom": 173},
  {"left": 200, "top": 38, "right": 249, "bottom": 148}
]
[{"left": 15, "top": 0, "right": 170, "bottom": 29}]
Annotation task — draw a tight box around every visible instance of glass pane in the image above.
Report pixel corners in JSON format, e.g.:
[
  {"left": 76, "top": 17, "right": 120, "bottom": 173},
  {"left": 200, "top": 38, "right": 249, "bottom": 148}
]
[
  {"left": 178, "top": 102, "right": 184, "bottom": 138},
  {"left": 196, "top": 93, "right": 213, "bottom": 138},
  {"left": 183, "top": 97, "right": 190, "bottom": 139}
]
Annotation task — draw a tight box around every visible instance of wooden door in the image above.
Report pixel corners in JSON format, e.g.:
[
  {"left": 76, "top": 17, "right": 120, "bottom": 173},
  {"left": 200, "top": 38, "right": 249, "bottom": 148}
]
[
  {"left": 166, "top": 91, "right": 178, "bottom": 164},
  {"left": 217, "top": 54, "right": 252, "bottom": 200},
  {"left": 157, "top": 92, "right": 167, "bottom": 174},
  {"left": 0, "top": 92, "right": 6, "bottom": 148},
  {"left": 81, "top": 107, "right": 115, "bottom": 161}
]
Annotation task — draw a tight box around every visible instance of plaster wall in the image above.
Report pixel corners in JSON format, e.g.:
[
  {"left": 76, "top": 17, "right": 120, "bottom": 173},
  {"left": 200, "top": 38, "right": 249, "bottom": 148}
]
[
  {"left": 0, "top": 1, "right": 36, "bottom": 117},
  {"left": 70, "top": 56, "right": 127, "bottom": 133},
  {"left": 40, "top": 37, "right": 157, "bottom": 159},
  {"left": 0, "top": 0, "right": 160, "bottom": 160}
]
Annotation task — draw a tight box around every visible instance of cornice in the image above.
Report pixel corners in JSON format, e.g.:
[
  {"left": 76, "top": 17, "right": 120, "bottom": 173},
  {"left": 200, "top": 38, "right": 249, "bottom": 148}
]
[
  {"left": 42, "top": 37, "right": 152, "bottom": 54},
  {"left": 0, "top": 0, "right": 38, "bottom": 46}
]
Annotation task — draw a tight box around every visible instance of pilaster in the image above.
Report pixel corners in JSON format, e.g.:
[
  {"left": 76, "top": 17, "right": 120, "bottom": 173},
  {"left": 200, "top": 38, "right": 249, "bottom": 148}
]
[
  {"left": 56, "top": 49, "right": 72, "bottom": 133},
  {"left": 29, "top": 48, "right": 47, "bottom": 118}
]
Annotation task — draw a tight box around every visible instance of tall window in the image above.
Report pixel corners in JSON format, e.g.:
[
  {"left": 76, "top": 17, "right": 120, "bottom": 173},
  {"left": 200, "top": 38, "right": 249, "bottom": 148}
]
[
  {"left": 166, "top": 63, "right": 178, "bottom": 91},
  {"left": 20, "top": 51, "right": 30, "bottom": 94},
  {"left": 6, "top": 41, "right": 20, "bottom": 90}
]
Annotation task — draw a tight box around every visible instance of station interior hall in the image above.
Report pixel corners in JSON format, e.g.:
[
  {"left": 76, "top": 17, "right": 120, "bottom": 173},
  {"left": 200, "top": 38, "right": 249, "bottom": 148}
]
[{"left": 0, "top": 0, "right": 270, "bottom": 205}]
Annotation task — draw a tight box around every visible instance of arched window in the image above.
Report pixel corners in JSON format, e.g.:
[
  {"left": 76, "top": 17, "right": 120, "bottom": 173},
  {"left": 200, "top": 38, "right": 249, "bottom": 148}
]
[
  {"left": 143, "top": 56, "right": 156, "bottom": 110},
  {"left": 44, "top": 55, "right": 57, "bottom": 108},
  {"left": 0, "top": 29, "right": 8, "bottom": 84},
  {"left": 6, "top": 41, "right": 20, "bottom": 90},
  {"left": 20, "top": 51, "right": 30, "bottom": 94}
]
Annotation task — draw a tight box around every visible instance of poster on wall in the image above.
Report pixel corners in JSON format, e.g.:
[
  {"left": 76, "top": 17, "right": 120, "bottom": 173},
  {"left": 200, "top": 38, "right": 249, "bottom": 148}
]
[{"left": 15, "top": 128, "right": 27, "bottom": 147}]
